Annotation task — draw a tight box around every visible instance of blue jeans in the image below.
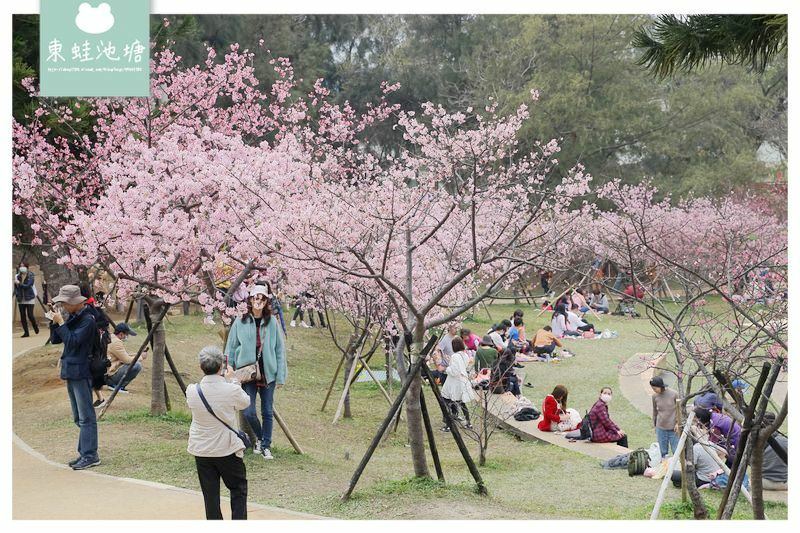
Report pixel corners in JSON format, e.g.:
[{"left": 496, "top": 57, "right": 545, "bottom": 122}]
[
  {"left": 242, "top": 380, "right": 276, "bottom": 449},
  {"left": 106, "top": 362, "right": 142, "bottom": 390},
  {"left": 66, "top": 378, "right": 98, "bottom": 460},
  {"left": 656, "top": 427, "right": 679, "bottom": 458}
]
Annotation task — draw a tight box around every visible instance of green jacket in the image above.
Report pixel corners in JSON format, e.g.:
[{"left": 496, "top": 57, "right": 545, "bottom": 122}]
[{"left": 225, "top": 315, "right": 287, "bottom": 385}]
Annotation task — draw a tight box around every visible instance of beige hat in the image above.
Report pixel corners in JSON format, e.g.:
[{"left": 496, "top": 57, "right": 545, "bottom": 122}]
[
  {"left": 52, "top": 285, "right": 87, "bottom": 305},
  {"left": 248, "top": 285, "right": 269, "bottom": 298}
]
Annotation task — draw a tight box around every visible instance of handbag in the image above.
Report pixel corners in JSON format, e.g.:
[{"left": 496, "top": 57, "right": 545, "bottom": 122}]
[
  {"left": 233, "top": 363, "right": 259, "bottom": 383},
  {"left": 196, "top": 384, "right": 252, "bottom": 449}
]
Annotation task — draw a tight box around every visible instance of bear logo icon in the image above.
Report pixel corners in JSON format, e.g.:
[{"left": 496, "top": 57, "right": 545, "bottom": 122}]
[{"left": 75, "top": 2, "right": 115, "bottom": 34}]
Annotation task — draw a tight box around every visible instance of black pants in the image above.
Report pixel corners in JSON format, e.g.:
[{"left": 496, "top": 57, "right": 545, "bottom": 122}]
[
  {"left": 307, "top": 309, "right": 326, "bottom": 327},
  {"left": 671, "top": 469, "right": 705, "bottom": 489},
  {"left": 506, "top": 375, "right": 521, "bottom": 396},
  {"left": 430, "top": 370, "right": 447, "bottom": 385},
  {"left": 195, "top": 454, "right": 248, "bottom": 520},
  {"left": 444, "top": 399, "right": 470, "bottom": 428},
  {"left": 577, "top": 323, "right": 594, "bottom": 332},
  {"left": 19, "top": 303, "right": 38, "bottom": 335},
  {"left": 533, "top": 342, "right": 556, "bottom": 355},
  {"left": 616, "top": 435, "right": 629, "bottom": 448}
]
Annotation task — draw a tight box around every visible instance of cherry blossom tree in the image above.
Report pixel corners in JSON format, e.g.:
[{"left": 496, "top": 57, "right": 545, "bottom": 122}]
[
  {"left": 251, "top": 94, "right": 593, "bottom": 478},
  {"left": 589, "top": 181, "right": 787, "bottom": 518},
  {"left": 15, "top": 45, "right": 397, "bottom": 415}
]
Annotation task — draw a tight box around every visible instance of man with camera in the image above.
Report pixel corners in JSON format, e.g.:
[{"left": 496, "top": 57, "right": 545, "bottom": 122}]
[
  {"left": 47, "top": 285, "right": 101, "bottom": 470},
  {"left": 186, "top": 345, "right": 251, "bottom": 519}
]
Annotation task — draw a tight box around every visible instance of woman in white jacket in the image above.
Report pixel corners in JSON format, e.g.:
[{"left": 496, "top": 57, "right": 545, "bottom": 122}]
[{"left": 440, "top": 336, "right": 477, "bottom": 431}]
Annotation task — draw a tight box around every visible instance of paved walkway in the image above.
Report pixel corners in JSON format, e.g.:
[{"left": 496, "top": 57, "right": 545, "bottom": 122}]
[{"left": 12, "top": 334, "right": 322, "bottom": 520}]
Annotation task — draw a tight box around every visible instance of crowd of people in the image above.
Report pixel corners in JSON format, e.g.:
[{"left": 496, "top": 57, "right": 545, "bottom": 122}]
[{"left": 28, "top": 265, "right": 787, "bottom": 520}]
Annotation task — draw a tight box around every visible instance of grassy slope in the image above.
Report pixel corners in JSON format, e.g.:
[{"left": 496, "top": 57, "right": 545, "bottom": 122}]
[{"left": 12, "top": 302, "right": 785, "bottom": 519}]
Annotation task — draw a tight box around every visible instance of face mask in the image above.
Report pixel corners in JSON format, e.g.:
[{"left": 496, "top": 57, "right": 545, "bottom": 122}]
[
  {"left": 19, "top": 267, "right": 28, "bottom": 274},
  {"left": 601, "top": 393, "right": 612, "bottom": 403}
]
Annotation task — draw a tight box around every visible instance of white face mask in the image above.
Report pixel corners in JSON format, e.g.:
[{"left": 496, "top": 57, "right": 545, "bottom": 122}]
[
  {"left": 19, "top": 267, "right": 28, "bottom": 274},
  {"left": 601, "top": 393, "right": 612, "bottom": 403}
]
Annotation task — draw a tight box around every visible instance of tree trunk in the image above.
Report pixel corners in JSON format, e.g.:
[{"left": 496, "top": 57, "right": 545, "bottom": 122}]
[
  {"left": 405, "top": 320, "right": 430, "bottom": 478},
  {"left": 343, "top": 351, "right": 355, "bottom": 419},
  {"left": 36, "top": 248, "right": 74, "bottom": 290},
  {"left": 149, "top": 300, "right": 168, "bottom": 416},
  {"left": 683, "top": 439, "right": 708, "bottom": 519}
]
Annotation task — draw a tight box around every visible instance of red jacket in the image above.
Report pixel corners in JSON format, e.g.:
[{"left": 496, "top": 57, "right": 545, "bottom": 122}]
[
  {"left": 538, "top": 394, "right": 561, "bottom": 431},
  {"left": 588, "top": 399, "right": 623, "bottom": 443}
]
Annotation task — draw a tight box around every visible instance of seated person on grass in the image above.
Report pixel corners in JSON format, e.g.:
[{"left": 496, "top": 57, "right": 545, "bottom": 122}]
[
  {"left": 695, "top": 407, "right": 742, "bottom": 465},
  {"left": 490, "top": 346, "right": 521, "bottom": 397},
  {"left": 623, "top": 284, "right": 645, "bottom": 299},
  {"left": 508, "top": 317, "right": 529, "bottom": 353},
  {"left": 760, "top": 412, "right": 788, "bottom": 491},
  {"left": 589, "top": 289, "right": 609, "bottom": 313},
  {"left": 460, "top": 328, "right": 482, "bottom": 351},
  {"left": 106, "top": 322, "right": 148, "bottom": 394},
  {"left": 551, "top": 305, "right": 581, "bottom": 338},
  {"left": 671, "top": 442, "right": 727, "bottom": 489},
  {"left": 567, "top": 305, "right": 594, "bottom": 333},
  {"left": 587, "top": 387, "right": 628, "bottom": 448},
  {"left": 572, "top": 288, "right": 590, "bottom": 313},
  {"left": 531, "top": 325, "right": 562, "bottom": 361},
  {"left": 484, "top": 322, "right": 510, "bottom": 352},
  {"left": 540, "top": 300, "right": 553, "bottom": 311},
  {"left": 538, "top": 385, "right": 572, "bottom": 432}
]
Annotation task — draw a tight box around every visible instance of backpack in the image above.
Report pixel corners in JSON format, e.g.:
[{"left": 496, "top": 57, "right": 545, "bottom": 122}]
[
  {"left": 579, "top": 412, "right": 593, "bottom": 440},
  {"left": 627, "top": 448, "right": 650, "bottom": 476},
  {"left": 89, "top": 318, "right": 111, "bottom": 387}
]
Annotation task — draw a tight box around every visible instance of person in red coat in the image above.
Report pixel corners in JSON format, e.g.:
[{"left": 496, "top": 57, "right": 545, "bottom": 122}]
[
  {"left": 623, "top": 284, "right": 644, "bottom": 299},
  {"left": 588, "top": 387, "right": 628, "bottom": 447},
  {"left": 538, "top": 385, "right": 570, "bottom": 432}
]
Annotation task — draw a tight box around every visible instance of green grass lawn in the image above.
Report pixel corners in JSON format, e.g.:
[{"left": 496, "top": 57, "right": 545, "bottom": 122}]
[{"left": 12, "top": 301, "right": 786, "bottom": 519}]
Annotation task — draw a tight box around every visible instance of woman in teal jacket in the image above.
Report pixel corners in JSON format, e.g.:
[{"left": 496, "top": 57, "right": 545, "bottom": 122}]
[{"left": 225, "top": 284, "right": 286, "bottom": 460}]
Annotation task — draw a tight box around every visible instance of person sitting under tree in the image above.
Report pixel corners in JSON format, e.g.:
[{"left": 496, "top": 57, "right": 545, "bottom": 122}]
[
  {"left": 105, "top": 322, "right": 147, "bottom": 395},
  {"left": 588, "top": 387, "right": 628, "bottom": 448},
  {"left": 530, "top": 325, "right": 563, "bottom": 361}
]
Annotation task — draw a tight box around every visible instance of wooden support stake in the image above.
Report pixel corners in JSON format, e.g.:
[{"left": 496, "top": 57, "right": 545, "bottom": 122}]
[
  {"left": 359, "top": 355, "right": 392, "bottom": 406},
  {"left": 273, "top": 407, "right": 304, "bottom": 455},
  {"left": 420, "top": 363, "right": 487, "bottom": 495},
  {"left": 717, "top": 363, "right": 770, "bottom": 518},
  {"left": 650, "top": 410, "right": 696, "bottom": 520},
  {"left": 143, "top": 303, "right": 186, "bottom": 395},
  {"left": 677, "top": 402, "right": 687, "bottom": 503},
  {"left": 321, "top": 352, "right": 346, "bottom": 412},
  {"left": 419, "top": 387, "right": 444, "bottom": 482},
  {"left": 342, "top": 336, "right": 438, "bottom": 501},
  {"left": 98, "top": 305, "right": 170, "bottom": 419},
  {"left": 124, "top": 297, "right": 135, "bottom": 323},
  {"left": 333, "top": 353, "right": 360, "bottom": 424}
]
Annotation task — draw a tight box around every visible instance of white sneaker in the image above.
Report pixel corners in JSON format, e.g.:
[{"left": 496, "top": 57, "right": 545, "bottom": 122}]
[
  {"left": 254, "top": 441, "right": 263, "bottom": 455},
  {"left": 301, "top": 322, "right": 311, "bottom": 328},
  {"left": 262, "top": 448, "right": 274, "bottom": 460},
  {"left": 290, "top": 320, "right": 296, "bottom": 327}
]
